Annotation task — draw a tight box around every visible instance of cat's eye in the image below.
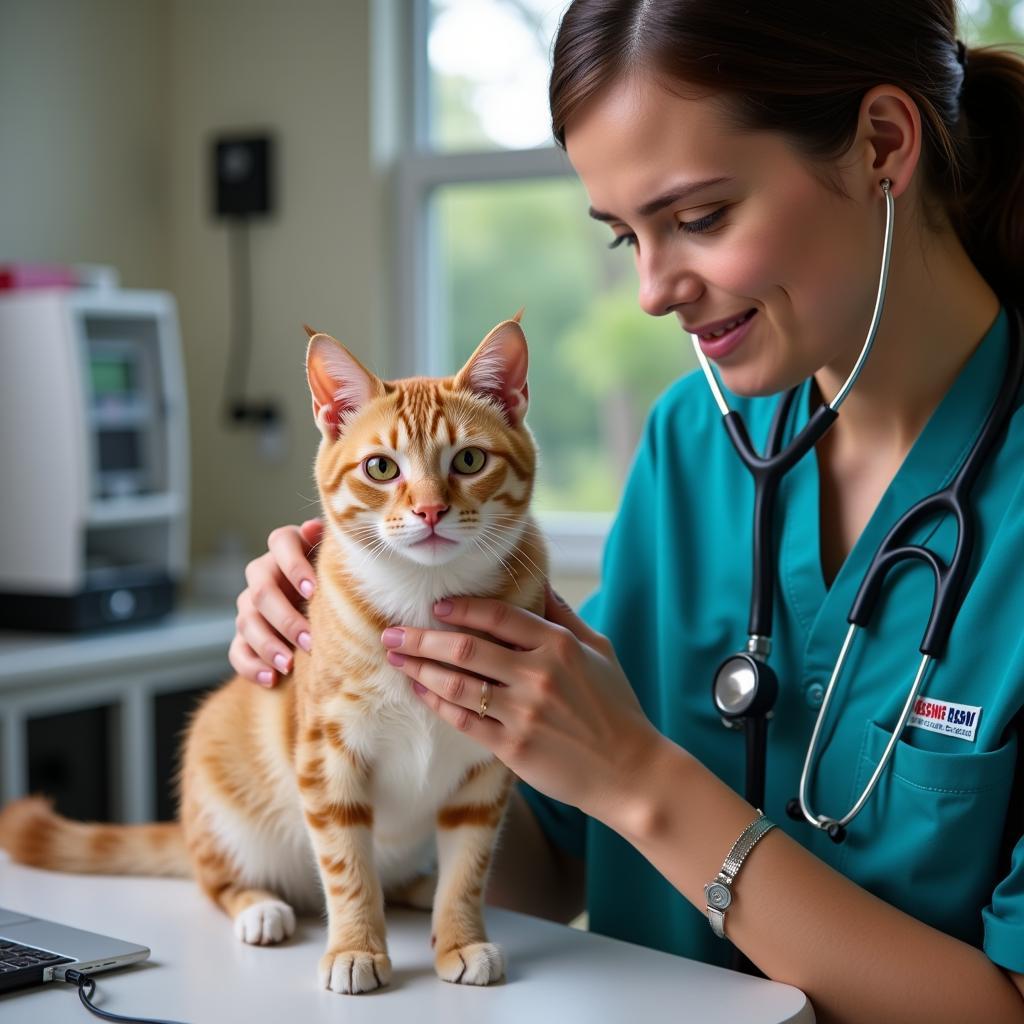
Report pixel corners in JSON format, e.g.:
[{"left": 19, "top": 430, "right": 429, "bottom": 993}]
[
  {"left": 452, "top": 447, "right": 487, "bottom": 475},
  {"left": 364, "top": 455, "right": 400, "bottom": 481}
]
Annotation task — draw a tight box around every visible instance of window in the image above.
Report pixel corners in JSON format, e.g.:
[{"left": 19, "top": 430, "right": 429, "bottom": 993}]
[{"left": 394, "top": 0, "right": 693, "bottom": 573}]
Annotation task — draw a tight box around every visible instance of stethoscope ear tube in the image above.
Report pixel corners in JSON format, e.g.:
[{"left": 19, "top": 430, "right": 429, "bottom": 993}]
[
  {"left": 846, "top": 311, "right": 1024, "bottom": 659},
  {"left": 849, "top": 536, "right": 956, "bottom": 657}
]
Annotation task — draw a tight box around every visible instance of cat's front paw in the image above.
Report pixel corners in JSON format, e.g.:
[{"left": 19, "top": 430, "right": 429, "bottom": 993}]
[
  {"left": 435, "top": 941, "right": 505, "bottom": 985},
  {"left": 318, "top": 949, "right": 392, "bottom": 994},
  {"left": 233, "top": 900, "right": 296, "bottom": 945}
]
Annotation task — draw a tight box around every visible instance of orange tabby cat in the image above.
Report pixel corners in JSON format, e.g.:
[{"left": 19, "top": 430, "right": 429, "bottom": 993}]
[{"left": 0, "top": 314, "right": 547, "bottom": 994}]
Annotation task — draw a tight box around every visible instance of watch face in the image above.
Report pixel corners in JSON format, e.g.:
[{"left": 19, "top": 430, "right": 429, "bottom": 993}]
[{"left": 706, "top": 882, "right": 732, "bottom": 910}]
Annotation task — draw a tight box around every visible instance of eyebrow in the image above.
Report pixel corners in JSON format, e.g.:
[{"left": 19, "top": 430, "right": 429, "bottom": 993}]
[{"left": 588, "top": 176, "right": 733, "bottom": 222}]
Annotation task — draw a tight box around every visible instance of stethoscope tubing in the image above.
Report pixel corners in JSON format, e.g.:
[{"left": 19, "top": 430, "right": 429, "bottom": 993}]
[
  {"left": 699, "top": 174, "right": 1024, "bottom": 841},
  {"left": 796, "top": 312, "right": 1024, "bottom": 833},
  {"left": 694, "top": 181, "right": 895, "bottom": 640},
  {"left": 796, "top": 625, "right": 933, "bottom": 832}
]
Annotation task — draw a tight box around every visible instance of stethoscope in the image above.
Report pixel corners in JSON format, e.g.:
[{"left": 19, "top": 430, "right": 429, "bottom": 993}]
[{"left": 697, "top": 178, "right": 1024, "bottom": 844}]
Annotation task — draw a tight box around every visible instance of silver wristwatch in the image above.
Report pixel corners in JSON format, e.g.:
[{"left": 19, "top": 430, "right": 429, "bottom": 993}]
[{"left": 704, "top": 812, "right": 777, "bottom": 939}]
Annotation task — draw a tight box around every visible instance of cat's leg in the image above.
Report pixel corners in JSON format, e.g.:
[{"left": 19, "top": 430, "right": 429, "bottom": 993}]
[
  {"left": 432, "top": 759, "right": 513, "bottom": 985},
  {"left": 180, "top": 779, "right": 298, "bottom": 947},
  {"left": 297, "top": 722, "right": 390, "bottom": 995},
  {"left": 187, "top": 826, "right": 297, "bottom": 945}
]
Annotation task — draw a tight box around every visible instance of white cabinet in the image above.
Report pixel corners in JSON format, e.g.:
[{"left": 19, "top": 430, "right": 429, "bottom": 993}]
[{"left": 0, "top": 605, "right": 235, "bottom": 822}]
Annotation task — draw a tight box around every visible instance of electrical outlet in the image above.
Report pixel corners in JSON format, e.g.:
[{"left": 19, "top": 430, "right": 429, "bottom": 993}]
[{"left": 213, "top": 135, "right": 274, "bottom": 218}]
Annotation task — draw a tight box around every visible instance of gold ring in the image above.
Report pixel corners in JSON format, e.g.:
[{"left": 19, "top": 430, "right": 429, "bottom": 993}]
[{"left": 478, "top": 680, "right": 491, "bottom": 719}]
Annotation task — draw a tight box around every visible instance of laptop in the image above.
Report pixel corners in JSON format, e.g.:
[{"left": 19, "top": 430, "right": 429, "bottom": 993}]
[{"left": 0, "top": 905, "right": 149, "bottom": 993}]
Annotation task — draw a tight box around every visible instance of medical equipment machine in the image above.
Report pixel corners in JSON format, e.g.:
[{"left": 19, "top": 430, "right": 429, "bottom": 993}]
[{"left": 0, "top": 288, "right": 189, "bottom": 631}]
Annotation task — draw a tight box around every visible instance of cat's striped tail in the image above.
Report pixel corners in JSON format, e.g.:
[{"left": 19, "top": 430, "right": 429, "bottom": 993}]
[{"left": 0, "top": 796, "right": 191, "bottom": 878}]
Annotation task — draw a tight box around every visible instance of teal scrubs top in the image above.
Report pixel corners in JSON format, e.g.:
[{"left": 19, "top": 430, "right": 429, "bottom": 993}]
[{"left": 521, "top": 306, "right": 1024, "bottom": 974}]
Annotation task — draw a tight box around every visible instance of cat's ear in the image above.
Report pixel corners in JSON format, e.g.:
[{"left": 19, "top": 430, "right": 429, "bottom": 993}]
[
  {"left": 455, "top": 316, "right": 529, "bottom": 427},
  {"left": 305, "top": 333, "right": 383, "bottom": 439}
]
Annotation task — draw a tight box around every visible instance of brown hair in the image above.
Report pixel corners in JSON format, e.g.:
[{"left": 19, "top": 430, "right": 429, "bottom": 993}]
[{"left": 549, "top": 1, "right": 1024, "bottom": 307}]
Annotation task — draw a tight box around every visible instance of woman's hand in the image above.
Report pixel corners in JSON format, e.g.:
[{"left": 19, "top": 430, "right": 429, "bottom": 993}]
[
  {"left": 380, "top": 585, "right": 662, "bottom": 820},
  {"left": 229, "top": 518, "right": 323, "bottom": 686}
]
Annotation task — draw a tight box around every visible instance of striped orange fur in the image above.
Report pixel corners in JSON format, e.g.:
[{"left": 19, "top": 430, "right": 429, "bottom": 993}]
[{"left": 0, "top": 315, "right": 547, "bottom": 994}]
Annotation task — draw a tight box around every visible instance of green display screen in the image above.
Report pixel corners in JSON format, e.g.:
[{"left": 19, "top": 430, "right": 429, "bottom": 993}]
[{"left": 90, "top": 356, "right": 133, "bottom": 396}]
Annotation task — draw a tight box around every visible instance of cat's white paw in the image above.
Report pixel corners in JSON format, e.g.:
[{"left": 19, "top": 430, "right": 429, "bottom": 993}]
[
  {"left": 435, "top": 941, "right": 505, "bottom": 985},
  {"left": 233, "top": 900, "right": 296, "bottom": 945},
  {"left": 319, "top": 949, "right": 392, "bottom": 994}
]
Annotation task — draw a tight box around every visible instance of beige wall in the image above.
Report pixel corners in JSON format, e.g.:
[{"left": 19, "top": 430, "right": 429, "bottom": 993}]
[
  {"left": 163, "top": 0, "right": 387, "bottom": 566},
  {"left": 0, "top": 0, "right": 168, "bottom": 287}
]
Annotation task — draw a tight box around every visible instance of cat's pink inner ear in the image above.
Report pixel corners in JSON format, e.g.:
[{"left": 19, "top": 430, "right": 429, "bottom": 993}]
[
  {"left": 457, "top": 319, "right": 530, "bottom": 427},
  {"left": 305, "top": 334, "right": 381, "bottom": 438}
]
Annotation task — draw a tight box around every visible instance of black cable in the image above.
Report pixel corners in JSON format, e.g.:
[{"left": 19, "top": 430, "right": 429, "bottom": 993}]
[
  {"left": 223, "top": 218, "right": 252, "bottom": 419},
  {"left": 222, "top": 218, "right": 278, "bottom": 427},
  {"left": 64, "top": 969, "right": 191, "bottom": 1024}
]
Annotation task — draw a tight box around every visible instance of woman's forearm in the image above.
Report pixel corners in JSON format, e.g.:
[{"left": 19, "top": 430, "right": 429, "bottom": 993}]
[{"left": 598, "top": 737, "right": 1024, "bottom": 1024}]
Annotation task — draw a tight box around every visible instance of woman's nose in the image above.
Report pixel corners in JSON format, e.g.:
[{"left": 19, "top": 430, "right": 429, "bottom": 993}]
[{"left": 637, "top": 252, "right": 701, "bottom": 318}]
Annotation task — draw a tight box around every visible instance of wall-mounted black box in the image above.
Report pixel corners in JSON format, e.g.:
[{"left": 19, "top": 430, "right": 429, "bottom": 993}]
[{"left": 213, "top": 134, "right": 274, "bottom": 218}]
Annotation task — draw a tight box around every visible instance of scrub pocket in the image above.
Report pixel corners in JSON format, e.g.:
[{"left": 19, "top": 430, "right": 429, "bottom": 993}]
[{"left": 838, "top": 719, "right": 1016, "bottom": 947}]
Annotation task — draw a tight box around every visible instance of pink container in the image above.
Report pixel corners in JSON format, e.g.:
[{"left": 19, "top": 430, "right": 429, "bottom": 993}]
[{"left": 0, "top": 263, "right": 78, "bottom": 290}]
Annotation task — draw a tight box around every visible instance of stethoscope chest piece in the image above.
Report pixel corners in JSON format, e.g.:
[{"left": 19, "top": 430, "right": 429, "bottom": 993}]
[
  {"left": 712, "top": 649, "right": 779, "bottom": 813},
  {"left": 712, "top": 652, "right": 779, "bottom": 725}
]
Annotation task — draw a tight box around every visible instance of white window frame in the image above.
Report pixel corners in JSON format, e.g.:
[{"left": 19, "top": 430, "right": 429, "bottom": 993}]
[{"left": 390, "top": 0, "right": 611, "bottom": 575}]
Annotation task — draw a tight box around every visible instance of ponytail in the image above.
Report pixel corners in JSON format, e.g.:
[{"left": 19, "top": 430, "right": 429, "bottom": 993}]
[{"left": 953, "top": 46, "right": 1024, "bottom": 308}]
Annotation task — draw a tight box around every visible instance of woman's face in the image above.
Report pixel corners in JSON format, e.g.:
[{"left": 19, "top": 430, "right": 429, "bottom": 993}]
[{"left": 564, "top": 72, "right": 885, "bottom": 397}]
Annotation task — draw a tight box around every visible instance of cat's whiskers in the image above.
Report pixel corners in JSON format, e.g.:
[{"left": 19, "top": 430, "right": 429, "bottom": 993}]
[
  {"left": 345, "top": 529, "right": 393, "bottom": 575},
  {"left": 476, "top": 526, "right": 544, "bottom": 588},
  {"left": 489, "top": 512, "right": 570, "bottom": 561},
  {"left": 295, "top": 491, "right": 323, "bottom": 513},
  {"left": 471, "top": 535, "right": 517, "bottom": 586},
  {"left": 361, "top": 536, "right": 395, "bottom": 572},
  {"left": 477, "top": 520, "right": 545, "bottom": 577}
]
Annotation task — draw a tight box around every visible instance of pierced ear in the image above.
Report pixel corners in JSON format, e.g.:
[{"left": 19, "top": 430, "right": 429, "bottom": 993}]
[
  {"left": 305, "top": 333, "right": 382, "bottom": 439},
  {"left": 455, "top": 316, "right": 530, "bottom": 427}
]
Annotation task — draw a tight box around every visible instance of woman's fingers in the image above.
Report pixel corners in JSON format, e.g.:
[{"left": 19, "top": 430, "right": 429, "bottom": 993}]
[
  {"left": 229, "top": 634, "right": 278, "bottom": 687},
  {"left": 232, "top": 520, "right": 323, "bottom": 687},
  {"left": 269, "top": 522, "right": 320, "bottom": 600},
  {"left": 245, "top": 546, "right": 313, "bottom": 651},
  {"left": 382, "top": 621, "right": 526, "bottom": 687},
  {"left": 396, "top": 654, "right": 506, "bottom": 749},
  {"left": 236, "top": 588, "right": 302, "bottom": 675},
  {"left": 387, "top": 650, "right": 506, "bottom": 723},
  {"left": 543, "top": 583, "right": 615, "bottom": 658},
  {"left": 429, "top": 596, "right": 551, "bottom": 649}
]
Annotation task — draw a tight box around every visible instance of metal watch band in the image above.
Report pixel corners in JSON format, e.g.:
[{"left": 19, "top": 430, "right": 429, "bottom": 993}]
[{"left": 704, "top": 812, "right": 777, "bottom": 940}]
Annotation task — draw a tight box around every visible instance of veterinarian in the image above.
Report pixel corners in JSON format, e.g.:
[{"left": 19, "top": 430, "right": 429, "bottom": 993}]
[{"left": 228, "top": 2, "right": 1024, "bottom": 1019}]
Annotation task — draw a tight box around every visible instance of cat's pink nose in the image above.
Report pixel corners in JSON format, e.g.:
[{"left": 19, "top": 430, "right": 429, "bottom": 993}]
[{"left": 413, "top": 503, "right": 449, "bottom": 527}]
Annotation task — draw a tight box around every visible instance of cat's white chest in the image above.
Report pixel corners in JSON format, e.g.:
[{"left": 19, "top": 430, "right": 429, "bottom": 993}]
[
  {"left": 345, "top": 673, "right": 487, "bottom": 885},
  {"left": 320, "top": 571, "right": 498, "bottom": 880},
  {"left": 368, "top": 692, "right": 484, "bottom": 831}
]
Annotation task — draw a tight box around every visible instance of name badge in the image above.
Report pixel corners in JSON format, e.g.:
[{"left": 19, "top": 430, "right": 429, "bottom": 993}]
[{"left": 906, "top": 697, "right": 982, "bottom": 743}]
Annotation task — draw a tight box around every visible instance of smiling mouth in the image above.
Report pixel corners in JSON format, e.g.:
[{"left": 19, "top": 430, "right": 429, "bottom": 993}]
[{"left": 696, "top": 309, "right": 757, "bottom": 340}]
